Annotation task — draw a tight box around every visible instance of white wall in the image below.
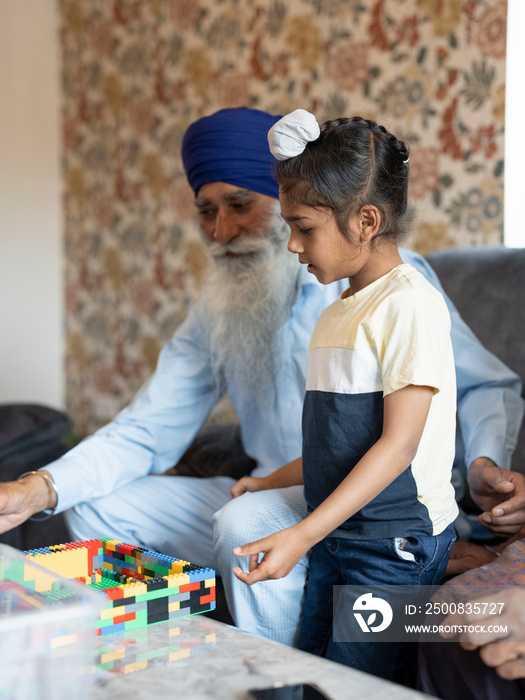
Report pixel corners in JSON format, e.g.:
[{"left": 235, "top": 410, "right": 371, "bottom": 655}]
[
  {"left": 504, "top": 0, "right": 525, "bottom": 247},
  {"left": 0, "top": 0, "right": 63, "bottom": 408}
]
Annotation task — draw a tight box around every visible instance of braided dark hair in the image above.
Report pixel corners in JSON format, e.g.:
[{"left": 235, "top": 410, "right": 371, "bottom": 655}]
[{"left": 275, "top": 116, "right": 410, "bottom": 244}]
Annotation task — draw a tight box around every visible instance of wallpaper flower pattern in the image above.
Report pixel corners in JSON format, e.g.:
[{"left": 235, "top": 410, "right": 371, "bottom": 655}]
[{"left": 60, "top": 0, "right": 507, "bottom": 435}]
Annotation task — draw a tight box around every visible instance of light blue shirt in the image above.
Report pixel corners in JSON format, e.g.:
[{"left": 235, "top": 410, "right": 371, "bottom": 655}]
[{"left": 47, "top": 249, "right": 524, "bottom": 512}]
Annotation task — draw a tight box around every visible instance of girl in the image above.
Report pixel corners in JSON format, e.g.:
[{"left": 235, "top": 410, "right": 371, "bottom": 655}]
[{"left": 231, "top": 110, "right": 458, "bottom": 684}]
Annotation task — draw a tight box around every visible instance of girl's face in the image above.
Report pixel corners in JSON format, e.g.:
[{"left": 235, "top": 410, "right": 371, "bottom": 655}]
[{"left": 280, "top": 192, "right": 364, "bottom": 286}]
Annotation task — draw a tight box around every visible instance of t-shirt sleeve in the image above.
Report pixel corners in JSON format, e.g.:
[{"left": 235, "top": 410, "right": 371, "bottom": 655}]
[{"left": 373, "top": 288, "right": 452, "bottom": 397}]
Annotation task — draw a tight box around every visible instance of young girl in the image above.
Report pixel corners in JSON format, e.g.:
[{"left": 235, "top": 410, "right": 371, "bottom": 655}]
[{"left": 231, "top": 110, "right": 458, "bottom": 684}]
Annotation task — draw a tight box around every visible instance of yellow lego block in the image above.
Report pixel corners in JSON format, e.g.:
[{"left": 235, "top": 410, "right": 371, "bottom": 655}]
[
  {"left": 100, "top": 650, "right": 126, "bottom": 664},
  {"left": 166, "top": 573, "right": 190, "bottom": 588},
  {"left": 50, "top": 634, "right": 78, "bottom": 649},
  {"left": 169, "top": 649, "right": 190, "bottom": 661},
  {"left": 24, "top": 559, "right": 56, "bottom": 593},
  {"left": 168, "top": 560, "right": 190, "bottom": 575},
  {"left": 26, "top": 547, "right": 90, "bottom": 581},
  {"left": 121, "top": 581, "right": 147, "bottom": 598},
  {"left": 100, "top": 606, "right": 130, "bottom": 620},
  {"left": 125, "top": 660, "right": 147, "bottom": 673}
]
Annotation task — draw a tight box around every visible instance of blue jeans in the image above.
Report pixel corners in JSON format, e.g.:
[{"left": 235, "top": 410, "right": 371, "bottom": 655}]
[{"left": 298, "top": 524, "right": 456, "bottom": 687}]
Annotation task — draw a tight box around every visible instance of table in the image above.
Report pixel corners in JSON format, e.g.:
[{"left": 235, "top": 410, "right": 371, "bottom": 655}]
[{"left": 92, "top": 614, "right": 432, "bottom": 700}]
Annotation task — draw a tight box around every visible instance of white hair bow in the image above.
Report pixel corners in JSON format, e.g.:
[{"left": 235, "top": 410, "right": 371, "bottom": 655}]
[{"left": 268, "top": 109, "right": 321, "bottom": 161}]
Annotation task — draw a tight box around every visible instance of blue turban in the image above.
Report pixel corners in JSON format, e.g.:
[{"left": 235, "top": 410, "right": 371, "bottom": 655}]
[{"left": 181, "top": 107, "right": 282, "bottom": 200}]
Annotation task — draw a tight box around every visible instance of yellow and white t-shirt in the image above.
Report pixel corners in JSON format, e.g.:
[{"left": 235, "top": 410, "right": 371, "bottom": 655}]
[{"left": 302, "top": 263, "right": 458, "bottom": 538}]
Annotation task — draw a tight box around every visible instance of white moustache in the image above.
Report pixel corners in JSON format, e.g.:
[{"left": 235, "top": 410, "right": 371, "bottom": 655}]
[{"left": 207, "top": 236, "right": 270, "bottom": 260}]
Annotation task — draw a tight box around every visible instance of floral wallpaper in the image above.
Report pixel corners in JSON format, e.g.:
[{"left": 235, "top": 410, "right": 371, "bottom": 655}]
[{"left": 60, "top": 0, "right": 508, "bottom": 436}]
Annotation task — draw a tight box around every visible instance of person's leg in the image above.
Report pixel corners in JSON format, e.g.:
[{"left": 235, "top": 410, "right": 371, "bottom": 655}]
[
  {"left": 213, "top": 485, "right": 308, "bottom": 646},
  {"left": 65, "top": 475, "right": 234, "bottom": 569},
  {"left": 326, "top": 538, "right": 419, "bottom": 686},
  {"left": 325, "top": 526, "right": 456, "bottom": 686},
  {"left": 419, "top": 639, "right": 525, "bottom": 700},
  {"left": 298, "top": 539, "right": 342, "bottom": 657}
]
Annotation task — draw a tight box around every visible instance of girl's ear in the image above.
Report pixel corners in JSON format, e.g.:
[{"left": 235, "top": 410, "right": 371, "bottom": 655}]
[{"left": 358, "top": 205, "right": 381, "bottom": 242}]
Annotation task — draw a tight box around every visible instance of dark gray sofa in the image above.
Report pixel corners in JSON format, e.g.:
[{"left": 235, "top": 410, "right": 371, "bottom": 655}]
[
  {"left": 426, "top": 245, "right": 525, "bottom": 474},
  {"left": 0, "top": 403, "right": 71, "bottom": 550}
]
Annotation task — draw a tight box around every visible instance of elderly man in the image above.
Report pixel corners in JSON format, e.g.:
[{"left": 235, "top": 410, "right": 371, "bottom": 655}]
[{"left": 0, "top": 107, "right": 524, "bottom": 644}]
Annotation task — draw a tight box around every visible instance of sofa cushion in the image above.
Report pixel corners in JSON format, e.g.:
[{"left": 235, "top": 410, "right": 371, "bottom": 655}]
[
  {"left": 426, "top": 246, "right": 525, "bottom": 472},
  {"left": 169, "top": 424, "right": 256, "bottom": 480},
  {"left": 0, "top": 404, "right": 72, "bottom": 550},
  {"left": 0, "top": 403, "right": 70, "bottom": 481}
]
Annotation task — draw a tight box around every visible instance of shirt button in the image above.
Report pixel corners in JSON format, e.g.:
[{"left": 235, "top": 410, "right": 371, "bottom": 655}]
[{"left": 284, "top": 402, "right": 291, "bottom": 410}]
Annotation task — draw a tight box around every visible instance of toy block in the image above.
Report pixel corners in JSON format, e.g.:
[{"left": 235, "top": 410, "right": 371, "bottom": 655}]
[
  {"left": 100, "top": 649, "right": 125, "bottom": 664},
  {"left": 170, "top": 648, "right": 191, "bottom": 661},
  {"left": 20, "top": 538, "right": 215, "bottom": 638},
  {"left": 200, "top": 587, "right": 215, "bottom": 606},
  {"left": 101, "top": 622, "right": 125, "bottom": 636},
  {"left": 112, "top": 611, "right": 136, "bottom": 625}
]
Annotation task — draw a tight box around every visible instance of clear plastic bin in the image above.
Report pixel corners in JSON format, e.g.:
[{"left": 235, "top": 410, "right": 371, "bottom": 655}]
[{"left": 0, "top": 544, "right": 104, "bottom": 700}]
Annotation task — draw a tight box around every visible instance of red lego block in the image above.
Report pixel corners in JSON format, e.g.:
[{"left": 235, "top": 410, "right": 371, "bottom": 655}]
[
  {"left": 118, "top": 543, "right": 134, "bottom": 556},
  {"left": 86, "top": 539, "right": 104, "bottom": 577},
  {"left": 113, "top": 611, "right": 136, "bottom": 625},
  {"left": 179, "top": 582, "right": 200, "bottom": 593},
  {"left": 105, "top": 586, "right": 124, "bottom": 601},
  {"left": 200, "top": 587, "right": 215, "bottom": 606}
]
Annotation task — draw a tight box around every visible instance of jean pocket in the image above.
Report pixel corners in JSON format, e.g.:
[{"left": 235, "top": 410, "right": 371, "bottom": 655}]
[
  {"left": 394, "top": 537, "right": 417, "bottom": 562},
  {"left": 392, "top": 535, "right": 438, "bottom": 574},
  {"left": 324, "top": 537, "right": 341, "bottom": 555}
]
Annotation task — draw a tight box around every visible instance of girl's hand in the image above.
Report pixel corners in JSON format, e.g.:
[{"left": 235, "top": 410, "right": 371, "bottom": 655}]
[
  {"left": 230, "top": 476, "right": 269, "bottom": 498},
  {"left": 232, "top": 526, "right": 309, "bottom": 585}
]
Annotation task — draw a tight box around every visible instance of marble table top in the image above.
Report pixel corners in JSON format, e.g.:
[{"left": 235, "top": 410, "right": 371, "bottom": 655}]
[{"left": 92, "top": 614, "right": 432, "bottom": 700}]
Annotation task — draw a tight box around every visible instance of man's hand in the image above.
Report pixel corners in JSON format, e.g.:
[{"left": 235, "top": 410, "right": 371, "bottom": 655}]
[
  {"left": 441, "top": 588, "right": 525, "bottom": 679},
  {"left": 468, "top": 458, "right": 525, "bottom": 536},
  {"left": 479, "top": 641, "right": 525, "bottom": 680},
  {"left": 445, "top": 540, "right": 498, "bottom": 576},
  {"left": 0, "top": 472, "right": 56, "bottom": 534},
  {"left": 231, "top": 525, "right": 310, "bottom": 585},
  {"left": 230, "top": 476, "right": 270, "bottom": 499}
]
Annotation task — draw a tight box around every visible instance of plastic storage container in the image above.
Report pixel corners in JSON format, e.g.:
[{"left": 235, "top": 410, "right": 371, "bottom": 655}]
[{"left": 0, "top": 543, "right": 104, "bottom": 700}]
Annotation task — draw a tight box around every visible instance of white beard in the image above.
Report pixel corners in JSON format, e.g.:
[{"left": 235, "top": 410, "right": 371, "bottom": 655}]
[{"left": 200, "top": 203, "right": 301, "bottom": 397}]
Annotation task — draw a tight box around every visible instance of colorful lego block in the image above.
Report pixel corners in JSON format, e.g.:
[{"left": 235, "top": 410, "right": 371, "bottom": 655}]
[{"left": 21, "top": 538, "right": 216, "bottom": 637}]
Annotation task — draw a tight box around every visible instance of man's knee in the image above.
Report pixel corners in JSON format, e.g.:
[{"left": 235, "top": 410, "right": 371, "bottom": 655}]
[
  {"left": 213, "top": 492, "right": 259, "bottom": 545},
  {"left": 65, "top": 500, "right": 106, "bottom": 541},
  {"left": 65, "top": 490, "right": 128, "bottom": 542},
  {"left": 213, "top": 487, "right": 306, "bottom": 549}
]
